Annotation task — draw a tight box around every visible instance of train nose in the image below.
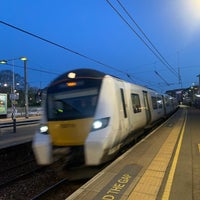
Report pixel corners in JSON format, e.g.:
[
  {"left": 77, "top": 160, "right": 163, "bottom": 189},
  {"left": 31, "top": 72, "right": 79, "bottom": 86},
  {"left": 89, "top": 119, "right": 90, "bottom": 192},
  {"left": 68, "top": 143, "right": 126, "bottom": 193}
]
[
  {"left": 48, "top": 118, "right": 94, "bottom": 146},
  {"left": 32, "top": 132, "right": 53, "bottom": 165}
]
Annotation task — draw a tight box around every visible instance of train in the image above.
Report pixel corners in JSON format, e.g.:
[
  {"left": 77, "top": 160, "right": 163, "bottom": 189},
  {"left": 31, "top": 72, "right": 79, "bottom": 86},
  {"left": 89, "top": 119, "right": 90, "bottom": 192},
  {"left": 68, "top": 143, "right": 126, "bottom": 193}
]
[{"left": 32, "top": 68, "right": 178, "bottom": 166}]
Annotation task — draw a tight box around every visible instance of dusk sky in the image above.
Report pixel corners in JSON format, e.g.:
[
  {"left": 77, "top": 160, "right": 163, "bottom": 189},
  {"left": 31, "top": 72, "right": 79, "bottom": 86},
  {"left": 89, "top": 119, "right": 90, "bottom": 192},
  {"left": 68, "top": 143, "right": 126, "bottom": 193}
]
[{"left": 1, "top": 0, "right": 200, "bottom": 92}]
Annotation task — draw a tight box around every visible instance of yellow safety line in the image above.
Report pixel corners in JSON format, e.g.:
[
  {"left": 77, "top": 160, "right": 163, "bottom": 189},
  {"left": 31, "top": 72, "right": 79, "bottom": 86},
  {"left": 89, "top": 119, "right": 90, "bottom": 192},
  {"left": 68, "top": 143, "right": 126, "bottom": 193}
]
[
  {"left": 162, "top": 110, "right": 187, "bottom": 200},
  {"left": 198, "top": 144, "right": 200, "bottom": 153}
]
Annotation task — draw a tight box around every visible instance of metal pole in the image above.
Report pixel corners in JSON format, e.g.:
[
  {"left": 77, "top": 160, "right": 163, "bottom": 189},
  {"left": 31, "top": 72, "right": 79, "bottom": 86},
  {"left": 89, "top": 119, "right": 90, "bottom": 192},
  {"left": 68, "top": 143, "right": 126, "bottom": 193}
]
[
  {"left": 12, "top": 60, "right": 16, "bottom": 133},
  {"left": 24, "top": 60, "right": 29, "bottom": 118},
  {"left": 13, "top": 107, "right": 16, "bottom": 132},
  {"left": 197, "top": 74, "right": 200, "bottom": 94}
]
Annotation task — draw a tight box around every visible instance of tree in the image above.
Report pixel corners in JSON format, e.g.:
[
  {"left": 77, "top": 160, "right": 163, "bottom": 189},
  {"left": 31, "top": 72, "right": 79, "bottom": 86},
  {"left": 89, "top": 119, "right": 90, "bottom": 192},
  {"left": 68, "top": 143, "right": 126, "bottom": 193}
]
[
  {"left": 0, "top": 70, "right": 40, "bottom": 107},
  {"left": 0, "top": 70, "right": 24, "bottom": 89}
]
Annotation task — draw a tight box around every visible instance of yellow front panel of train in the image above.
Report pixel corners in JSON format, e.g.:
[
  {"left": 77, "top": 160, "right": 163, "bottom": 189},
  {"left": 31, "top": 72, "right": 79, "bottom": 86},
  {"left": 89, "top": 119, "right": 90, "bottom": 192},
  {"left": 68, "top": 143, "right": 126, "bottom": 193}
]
[{"left": 48, "top": 118, "right": 93, "bottom": 146}]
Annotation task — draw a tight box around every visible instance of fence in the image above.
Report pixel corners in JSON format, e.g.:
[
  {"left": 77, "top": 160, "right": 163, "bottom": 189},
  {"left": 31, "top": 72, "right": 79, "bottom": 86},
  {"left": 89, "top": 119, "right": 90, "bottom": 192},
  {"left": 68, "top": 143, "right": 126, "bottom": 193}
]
[{"left": 6, "top": 107, "right": 42, "bottom": 118}]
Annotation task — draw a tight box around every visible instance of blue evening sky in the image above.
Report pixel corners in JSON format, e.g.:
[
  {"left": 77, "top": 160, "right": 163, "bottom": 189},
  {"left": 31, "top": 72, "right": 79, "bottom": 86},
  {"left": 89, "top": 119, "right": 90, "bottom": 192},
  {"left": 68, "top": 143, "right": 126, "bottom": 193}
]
[{"left": 1, "top": 0, "right": 200, "bottom": 92}]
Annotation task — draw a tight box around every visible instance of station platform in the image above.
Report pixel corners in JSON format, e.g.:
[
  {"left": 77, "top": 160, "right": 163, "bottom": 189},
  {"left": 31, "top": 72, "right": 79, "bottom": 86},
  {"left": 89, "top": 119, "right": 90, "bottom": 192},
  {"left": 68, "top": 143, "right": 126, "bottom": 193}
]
[
  {"left": 0, "top": 116, "right": 40, "bottom": 149},
  {"left": 67, "top": 107, "right": 200, "bottom": 200}
]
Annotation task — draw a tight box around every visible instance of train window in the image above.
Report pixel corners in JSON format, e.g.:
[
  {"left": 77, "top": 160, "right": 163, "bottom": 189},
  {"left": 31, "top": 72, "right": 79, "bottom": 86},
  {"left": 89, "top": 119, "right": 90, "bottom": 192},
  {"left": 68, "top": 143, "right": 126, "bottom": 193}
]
[
  {"left": 131, "top": 93, "right": 141, "bottom": 113},
  {"left": 157, "top": 97, "right": 163, "bottom": 109},
  {"left": 164, "top": 97, "right": 170, "bottom": 107},
  {"left": 151, "top": 96, "right": 157, "bottom": 109}
]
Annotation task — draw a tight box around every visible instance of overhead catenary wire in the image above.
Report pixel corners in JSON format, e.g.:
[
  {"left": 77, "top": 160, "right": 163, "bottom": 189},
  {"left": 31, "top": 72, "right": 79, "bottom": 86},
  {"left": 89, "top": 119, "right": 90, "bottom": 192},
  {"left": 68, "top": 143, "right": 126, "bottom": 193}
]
[
  {"left": 105, "top": 0, "right": 179, "bottom": 78},
  {"left": 116, "top": 0, "right": 178, "bottom": 77},
  {"left": 154, "top": 70, "right": 170, "bottom": 86},
  {"left": 0, "top": 20, "right": 129, "bottom": 79},
  {"left": 0, "top": 62, "right": 60, "bottom": 75},
  {"left": 0, "top": 18, "right": 176, "bottom": 88}
]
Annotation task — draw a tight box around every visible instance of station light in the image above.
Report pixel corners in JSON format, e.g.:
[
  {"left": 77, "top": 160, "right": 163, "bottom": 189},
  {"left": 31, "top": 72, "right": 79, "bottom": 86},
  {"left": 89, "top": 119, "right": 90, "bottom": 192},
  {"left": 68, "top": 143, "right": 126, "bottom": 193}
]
[
  {"left": 0, "top": 60, "right": 7, "bottom": 64},
  {"left": 20, "top": 57, "right": 28, "bottom": 61}
]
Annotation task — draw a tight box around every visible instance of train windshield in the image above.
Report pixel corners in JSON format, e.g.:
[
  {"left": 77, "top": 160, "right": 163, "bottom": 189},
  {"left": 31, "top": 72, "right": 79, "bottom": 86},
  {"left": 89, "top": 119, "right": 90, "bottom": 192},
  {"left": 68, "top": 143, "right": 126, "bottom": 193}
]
[
  {"left": 46, "top": 70, "right": 103, "bottom": 120},
  {"left": 47, "top": 86, "right": 100, "bottom": 121}
]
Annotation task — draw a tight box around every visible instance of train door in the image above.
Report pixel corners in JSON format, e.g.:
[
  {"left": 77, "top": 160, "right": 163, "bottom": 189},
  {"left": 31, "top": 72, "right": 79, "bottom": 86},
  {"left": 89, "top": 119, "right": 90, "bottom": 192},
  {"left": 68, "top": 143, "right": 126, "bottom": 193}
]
[
  {"left": 119, "top": 87, "right": 129, "bottom": 139},
  {"left": 143, "top": 91, "right": 151, "bottom": 125}
]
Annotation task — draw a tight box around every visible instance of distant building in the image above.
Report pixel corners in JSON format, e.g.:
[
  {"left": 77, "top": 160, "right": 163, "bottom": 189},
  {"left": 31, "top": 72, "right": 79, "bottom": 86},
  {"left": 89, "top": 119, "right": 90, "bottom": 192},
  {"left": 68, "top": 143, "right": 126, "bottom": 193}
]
[
  {"left": 166, "top": 88, "right": 185, "bottom": 104},
  {"left": 166, "top": 85, "right": 200, "bottom": 108}
]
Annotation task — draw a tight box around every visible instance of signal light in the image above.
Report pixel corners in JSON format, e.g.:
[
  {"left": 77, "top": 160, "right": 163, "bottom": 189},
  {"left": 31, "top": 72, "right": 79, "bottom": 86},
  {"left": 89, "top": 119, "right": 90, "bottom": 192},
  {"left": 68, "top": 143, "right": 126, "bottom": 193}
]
[{"left": 66, "top": 82, "right": 77, "bottom": 87}]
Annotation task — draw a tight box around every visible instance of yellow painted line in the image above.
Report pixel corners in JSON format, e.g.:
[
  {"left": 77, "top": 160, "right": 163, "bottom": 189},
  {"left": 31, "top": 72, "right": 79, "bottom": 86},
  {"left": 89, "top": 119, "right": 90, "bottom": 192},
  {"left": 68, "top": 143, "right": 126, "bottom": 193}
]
[
  {"left": 127, "top": 110, "right": 187, "bottom": 200},
  {"left": 162, "top": 111, "right": 187, "bottom": 200},
  {"left": 198, "top": 144, "right": 200, "bottom": 153}
]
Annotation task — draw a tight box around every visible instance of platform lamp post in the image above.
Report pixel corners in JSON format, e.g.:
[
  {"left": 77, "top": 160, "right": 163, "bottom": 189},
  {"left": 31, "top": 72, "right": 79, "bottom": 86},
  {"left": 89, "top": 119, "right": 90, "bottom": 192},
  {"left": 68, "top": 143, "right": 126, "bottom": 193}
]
[
  {"left": 20, "top": 57, "right": 29, "bottom": 118},
  {"left": 0, "top": 56, "right": 28, "bottom": 132},
  {"left": 0, "top": 59, "right": 17, "bottom": 132}
]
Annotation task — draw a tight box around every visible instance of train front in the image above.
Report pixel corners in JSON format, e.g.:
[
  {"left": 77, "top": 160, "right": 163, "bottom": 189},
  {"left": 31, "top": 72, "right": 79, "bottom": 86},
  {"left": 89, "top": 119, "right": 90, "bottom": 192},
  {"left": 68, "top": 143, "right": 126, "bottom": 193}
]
[{"left": 32, "top": 69, "right": 104, "bottom": 165}]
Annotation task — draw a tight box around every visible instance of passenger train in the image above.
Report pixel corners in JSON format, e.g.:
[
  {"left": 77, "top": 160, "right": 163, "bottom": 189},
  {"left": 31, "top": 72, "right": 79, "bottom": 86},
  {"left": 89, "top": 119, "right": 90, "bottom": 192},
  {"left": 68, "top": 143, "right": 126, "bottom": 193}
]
[{"left": 32, "top": 68, "right": 178, "bottom": 166}]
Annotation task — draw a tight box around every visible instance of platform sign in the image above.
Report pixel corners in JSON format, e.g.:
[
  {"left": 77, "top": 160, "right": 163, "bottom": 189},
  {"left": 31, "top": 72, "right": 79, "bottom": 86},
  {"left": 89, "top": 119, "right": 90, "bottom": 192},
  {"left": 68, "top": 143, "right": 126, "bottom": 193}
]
[{"left": 0, "top": 93, "right": 7, "bottom": 116}]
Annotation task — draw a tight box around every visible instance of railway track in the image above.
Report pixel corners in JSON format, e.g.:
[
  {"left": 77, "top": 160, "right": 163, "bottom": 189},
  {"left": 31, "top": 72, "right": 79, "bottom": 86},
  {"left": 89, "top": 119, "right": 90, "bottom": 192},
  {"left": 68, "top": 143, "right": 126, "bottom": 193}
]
[
  {"left": 0, "top": 119, "right": 39, "bottom": 129},
  {"left": 31, "top": 178, "right": 69, "bottom": 200},
  {"left": 0, "top": 161, "right": 89, "bottom": 200},
  {"left": 31, "top": 177, "right": 90, "bottom": 200},
  {"left": 0, "top": 142, "right": 33, "bottom": 169},
  {"left": 0, "top": 142, "right": 41, "bottom": 188},
  {"left": 0, "top": 142, "right": 90, "bottom": 199},
  {"left": 0, "top": 159, "right": 42, "bottom": 188}
]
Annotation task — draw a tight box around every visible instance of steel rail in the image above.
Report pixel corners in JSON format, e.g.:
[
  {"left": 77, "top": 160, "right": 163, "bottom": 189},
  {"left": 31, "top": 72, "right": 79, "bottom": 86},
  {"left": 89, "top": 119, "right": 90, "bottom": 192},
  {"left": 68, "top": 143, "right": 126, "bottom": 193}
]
[{"left": 31, "top": 178, "right": 69, "bottom": 200}]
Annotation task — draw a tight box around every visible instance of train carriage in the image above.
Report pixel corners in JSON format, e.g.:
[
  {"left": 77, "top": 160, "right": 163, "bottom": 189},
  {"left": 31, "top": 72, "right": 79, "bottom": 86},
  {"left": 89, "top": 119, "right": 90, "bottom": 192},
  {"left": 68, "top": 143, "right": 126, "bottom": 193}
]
[{"left": 32, "top": 68, "right": 177, "bottom": 166}]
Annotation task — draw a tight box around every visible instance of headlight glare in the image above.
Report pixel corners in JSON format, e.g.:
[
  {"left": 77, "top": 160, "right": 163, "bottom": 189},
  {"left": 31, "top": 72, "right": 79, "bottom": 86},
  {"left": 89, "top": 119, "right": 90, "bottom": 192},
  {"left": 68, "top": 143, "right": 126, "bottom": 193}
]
[
  {"left": 91, "top": 117, "right": 110, "bottom": 131},
  {"left": 40, "top": 125, "right": 48, "bottom": 134},
  {"left": 93, "top": 120, "right": 103, "bottom": 129}
]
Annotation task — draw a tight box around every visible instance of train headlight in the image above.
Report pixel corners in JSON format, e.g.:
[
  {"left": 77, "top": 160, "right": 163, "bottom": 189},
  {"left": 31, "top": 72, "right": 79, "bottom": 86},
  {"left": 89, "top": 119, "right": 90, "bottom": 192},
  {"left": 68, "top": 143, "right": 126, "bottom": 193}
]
[
  {"left": 91, "top": 117, "right": 110, "bottom": 131},
  {"left": 40, "top": 125, "right": 48, "bottom": 134}
]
